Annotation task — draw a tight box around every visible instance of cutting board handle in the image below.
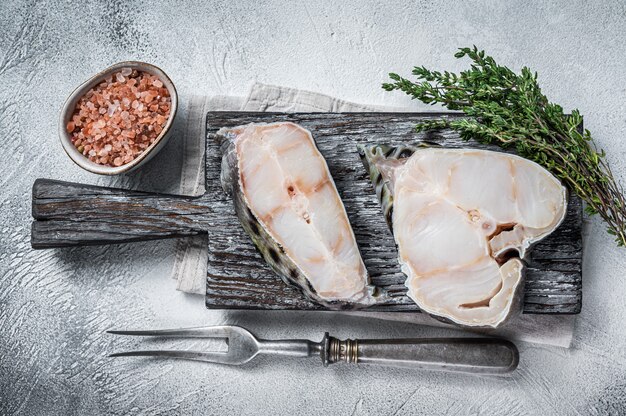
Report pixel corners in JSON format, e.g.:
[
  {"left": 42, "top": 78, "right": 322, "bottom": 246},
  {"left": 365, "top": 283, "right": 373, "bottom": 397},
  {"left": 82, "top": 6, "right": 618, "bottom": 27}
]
[{"left": 31, "top": 179, "right": 210, "bottom": 249}]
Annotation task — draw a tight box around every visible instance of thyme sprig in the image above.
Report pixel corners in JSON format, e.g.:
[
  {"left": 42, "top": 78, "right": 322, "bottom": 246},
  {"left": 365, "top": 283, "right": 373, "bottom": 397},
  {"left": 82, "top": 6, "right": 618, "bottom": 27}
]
[{"left": 382, "top": 46, "right": 626, "bottom": 246}]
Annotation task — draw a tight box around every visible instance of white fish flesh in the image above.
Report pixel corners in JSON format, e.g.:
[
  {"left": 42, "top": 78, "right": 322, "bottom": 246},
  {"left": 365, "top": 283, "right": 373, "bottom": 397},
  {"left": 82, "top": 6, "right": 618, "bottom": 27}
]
[
  {"left": 218, "top": 122, "right": 376, "bottom": 308},
  {"left": 360, "top": 145, "right": 567, "bottom": 327}
]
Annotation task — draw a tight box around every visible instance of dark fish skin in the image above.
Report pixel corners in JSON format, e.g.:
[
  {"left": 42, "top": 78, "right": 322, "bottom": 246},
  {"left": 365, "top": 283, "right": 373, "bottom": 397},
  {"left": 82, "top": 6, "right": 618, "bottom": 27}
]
[
  {"left": 358, "top": 143, "right": 421, "bottom": 231},
  {"left": 218, "top": 129, "right": 383, "bottom": 310}
]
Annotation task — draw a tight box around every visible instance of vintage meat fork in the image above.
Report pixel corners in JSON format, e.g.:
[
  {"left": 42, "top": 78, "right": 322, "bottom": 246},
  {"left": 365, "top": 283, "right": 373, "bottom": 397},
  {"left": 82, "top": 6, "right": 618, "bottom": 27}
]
[{"left": 108, "top": 325, "right": 518, "bottom": 374}]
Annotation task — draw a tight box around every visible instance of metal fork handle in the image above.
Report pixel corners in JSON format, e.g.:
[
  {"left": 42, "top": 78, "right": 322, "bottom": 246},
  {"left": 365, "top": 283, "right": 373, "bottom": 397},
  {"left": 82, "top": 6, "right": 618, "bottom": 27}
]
[{"left": 321, "top": 335, "right": 518, "bottom": 374}]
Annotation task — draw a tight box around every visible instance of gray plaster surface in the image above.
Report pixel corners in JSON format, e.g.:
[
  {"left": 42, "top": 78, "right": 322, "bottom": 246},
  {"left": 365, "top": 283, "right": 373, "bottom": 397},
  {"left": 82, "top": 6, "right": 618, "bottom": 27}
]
[{"left": 1, "top": 0, "right": 625, "bottom": 415}]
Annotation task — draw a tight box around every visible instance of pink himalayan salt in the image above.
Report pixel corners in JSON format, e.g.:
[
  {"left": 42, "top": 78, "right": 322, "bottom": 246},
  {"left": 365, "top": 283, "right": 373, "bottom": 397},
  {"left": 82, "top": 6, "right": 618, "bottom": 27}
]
[{"left": 66, "top": 68, "right": 171, "bottom": 167}]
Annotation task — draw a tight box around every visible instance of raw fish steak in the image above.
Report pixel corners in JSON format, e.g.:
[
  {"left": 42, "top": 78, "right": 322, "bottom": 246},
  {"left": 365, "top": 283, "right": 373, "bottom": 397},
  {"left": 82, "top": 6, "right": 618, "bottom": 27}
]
[
  {"left": 218, "top": 122, "right": 378, "bottom": 309},
  {"left": 360, "top": 144, "right": 567, "bottom": 327}
]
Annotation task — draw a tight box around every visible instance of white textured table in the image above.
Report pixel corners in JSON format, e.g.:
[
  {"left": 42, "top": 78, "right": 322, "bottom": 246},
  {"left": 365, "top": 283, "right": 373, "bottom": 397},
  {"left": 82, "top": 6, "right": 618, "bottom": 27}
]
[{"left": 1, "top": 1, "right": 625, "bottom": 414}]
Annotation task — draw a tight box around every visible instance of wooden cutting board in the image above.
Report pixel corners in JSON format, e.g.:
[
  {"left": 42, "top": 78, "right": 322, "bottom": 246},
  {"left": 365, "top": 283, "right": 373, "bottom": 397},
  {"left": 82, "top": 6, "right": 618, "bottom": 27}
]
[
  {"left": 204, "top": 112, "right": 582, "bottom": 314},
  {"left": 30, "top": 112, "right": 583, "bottom": 314}
]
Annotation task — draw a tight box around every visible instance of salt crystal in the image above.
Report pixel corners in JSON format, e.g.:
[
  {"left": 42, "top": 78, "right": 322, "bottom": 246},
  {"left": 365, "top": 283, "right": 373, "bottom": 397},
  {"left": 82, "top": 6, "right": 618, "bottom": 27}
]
[{"left": 68, "top": 69, "right": 171, "bottom": 167}]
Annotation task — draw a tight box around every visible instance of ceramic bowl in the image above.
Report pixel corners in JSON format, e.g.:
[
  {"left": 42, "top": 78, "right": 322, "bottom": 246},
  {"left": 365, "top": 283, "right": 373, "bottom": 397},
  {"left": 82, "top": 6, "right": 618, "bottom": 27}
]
[{"left": 59, "top": 61, "right": 178, "bottom": 175}]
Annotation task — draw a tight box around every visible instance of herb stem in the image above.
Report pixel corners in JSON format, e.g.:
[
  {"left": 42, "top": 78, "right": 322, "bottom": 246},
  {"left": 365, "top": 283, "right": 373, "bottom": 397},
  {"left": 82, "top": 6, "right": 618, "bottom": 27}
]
[{"left": 383, "top": 46, "right": 626, "bottom": 246}]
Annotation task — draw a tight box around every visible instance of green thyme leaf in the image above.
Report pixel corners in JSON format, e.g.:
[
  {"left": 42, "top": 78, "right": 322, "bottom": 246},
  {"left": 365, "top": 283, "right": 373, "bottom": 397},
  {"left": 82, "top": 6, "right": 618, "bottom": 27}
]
[{"left": 383, "top": 46, "right": 626, "bottom": 246}]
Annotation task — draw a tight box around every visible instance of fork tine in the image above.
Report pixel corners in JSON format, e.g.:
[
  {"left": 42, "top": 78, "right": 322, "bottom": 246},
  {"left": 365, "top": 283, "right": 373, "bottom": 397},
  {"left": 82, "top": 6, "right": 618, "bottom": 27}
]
[
  {"left": 109, "top": 349, "right": 238, "bottom": 364},
  {"left": 107, "top": 326, "right": 232, "bottom": 338}
]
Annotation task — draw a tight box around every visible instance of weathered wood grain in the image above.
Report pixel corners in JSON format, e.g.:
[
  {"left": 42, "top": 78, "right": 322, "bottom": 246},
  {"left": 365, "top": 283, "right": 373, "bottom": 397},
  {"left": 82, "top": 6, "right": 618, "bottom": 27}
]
[
  {"left": 205, "top": 112, "right": 583, "bottom": 314},
  {"left": 29, "top": 112, "right": 583, "bottom": 314},
  {"left": 31, "top": 179, "right": 210, "bottom": 248}
]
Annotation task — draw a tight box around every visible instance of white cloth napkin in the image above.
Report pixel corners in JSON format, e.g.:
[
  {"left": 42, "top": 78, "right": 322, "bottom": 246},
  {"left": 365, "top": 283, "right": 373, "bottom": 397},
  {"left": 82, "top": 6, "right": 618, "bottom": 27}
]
[{"left": 170, "top": 83, "right": 575, "bottom": 348}]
